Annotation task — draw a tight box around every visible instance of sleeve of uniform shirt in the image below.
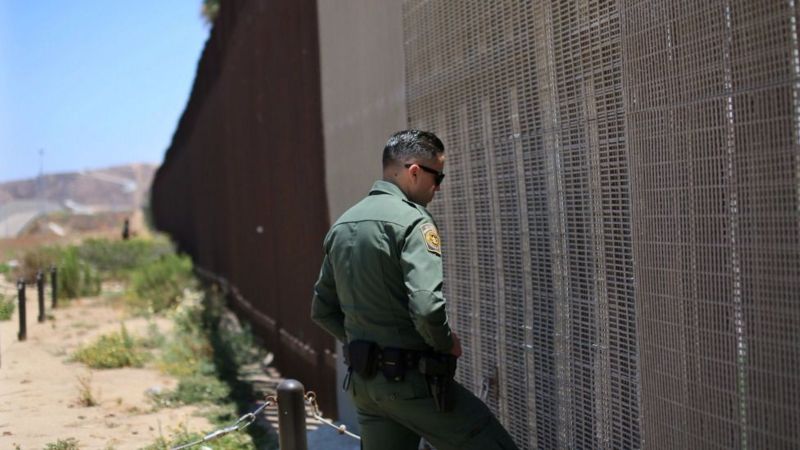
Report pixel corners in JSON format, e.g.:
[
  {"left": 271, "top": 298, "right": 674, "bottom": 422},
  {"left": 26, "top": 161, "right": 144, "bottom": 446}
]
[
  {"left": 311, "top": 252, "right": 347, "bottom": 343},
  {"left": 401, "top": 219, "right": 454, "bottom": 353}
]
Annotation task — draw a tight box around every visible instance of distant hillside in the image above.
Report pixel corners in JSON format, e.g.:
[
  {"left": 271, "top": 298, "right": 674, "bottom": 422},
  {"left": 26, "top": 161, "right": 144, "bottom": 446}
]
[{"left": 0, "top": 164, "right": 156, "bottom": 211}]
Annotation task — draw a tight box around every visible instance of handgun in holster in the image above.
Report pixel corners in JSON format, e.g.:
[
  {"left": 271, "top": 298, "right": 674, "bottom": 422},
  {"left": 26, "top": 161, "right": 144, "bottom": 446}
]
[{"left": 419, "top": 353, "right": 458, "bottom": 412}]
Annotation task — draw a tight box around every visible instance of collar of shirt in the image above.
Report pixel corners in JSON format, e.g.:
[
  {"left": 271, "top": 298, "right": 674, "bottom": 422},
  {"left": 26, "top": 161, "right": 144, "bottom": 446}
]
[
  {"left": 369, "top": 180, "right": 408, "bottom": 201},
  {"left": 368, "top": 179, "right": 436, "bottom": 224}
]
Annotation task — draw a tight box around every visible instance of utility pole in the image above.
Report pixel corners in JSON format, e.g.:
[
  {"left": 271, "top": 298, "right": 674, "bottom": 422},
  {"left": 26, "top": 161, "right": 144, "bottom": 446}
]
[{"left": 37, "top": 148, "right": 44, "bottom": 198}]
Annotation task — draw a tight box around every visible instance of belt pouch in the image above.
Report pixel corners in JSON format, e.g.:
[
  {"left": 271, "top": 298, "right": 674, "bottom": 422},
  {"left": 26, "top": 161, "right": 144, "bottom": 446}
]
[
  {"left": 381, "top": 347, "right": 407, "bottom": 382},
  {"left": 348, "top": 340, "right": 379, "bottom": 379}
]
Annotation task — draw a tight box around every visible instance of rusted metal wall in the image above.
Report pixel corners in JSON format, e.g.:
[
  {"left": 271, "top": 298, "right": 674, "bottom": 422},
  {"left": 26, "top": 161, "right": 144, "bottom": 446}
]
[{"left": 151, "top": 0, "right": 336, "bottom": 415}]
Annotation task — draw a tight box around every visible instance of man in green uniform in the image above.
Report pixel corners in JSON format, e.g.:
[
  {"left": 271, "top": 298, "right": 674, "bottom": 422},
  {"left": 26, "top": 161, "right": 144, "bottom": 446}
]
[{"left": 312, "top": 130, "right": 519, "bottom": 450}]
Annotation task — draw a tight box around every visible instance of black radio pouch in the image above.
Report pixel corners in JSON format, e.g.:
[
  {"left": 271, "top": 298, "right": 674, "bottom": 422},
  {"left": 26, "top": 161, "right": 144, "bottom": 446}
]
[
  {"left": 347, "top": 340, "right": 379, "bottom": 379},
  {"left": 381, "top": 347, "right": 407, "bottom": 382}
]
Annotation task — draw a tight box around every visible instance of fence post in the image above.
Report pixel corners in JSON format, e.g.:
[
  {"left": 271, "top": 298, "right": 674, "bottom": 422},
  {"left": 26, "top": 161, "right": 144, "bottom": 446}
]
[
  {"left": 50, "top": 266, "right": 58, "bottom": 308},
  {"left": 277, "top": 379, "right": 308, "bottom": 450},
  {"left": 17, "top": 279, "right": 26, "bottom": 341},
  {"left": 37, "top": 270, "right": 45, "bottom": 323}
]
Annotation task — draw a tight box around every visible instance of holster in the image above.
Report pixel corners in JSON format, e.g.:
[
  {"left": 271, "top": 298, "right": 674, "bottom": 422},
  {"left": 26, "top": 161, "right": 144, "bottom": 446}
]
[
  {"left": 419, "top": 353, "right": 458, "bottom": 412},
  {"left": 344, "top": 340, "right": 380, "bottom": 379}
]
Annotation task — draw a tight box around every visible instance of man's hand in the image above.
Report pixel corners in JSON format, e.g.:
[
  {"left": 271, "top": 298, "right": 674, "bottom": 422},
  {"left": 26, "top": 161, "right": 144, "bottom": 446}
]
[{"left": 450, "top": 332, "right": 463, "bottom": 358}]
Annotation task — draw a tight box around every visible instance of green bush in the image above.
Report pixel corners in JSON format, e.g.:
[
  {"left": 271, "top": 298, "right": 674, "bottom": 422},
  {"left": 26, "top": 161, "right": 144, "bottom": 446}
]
[
  {"left": 201, "top": 287, "right": 265, "bottom": 370},
  {"left": 157, "top": 330, "right": 214, "bottom": 378},
  {"left": 72, "top": 325, "right": 147, "bottom": 369},
  {"left": 44, "top": 438, "right": 81, "bottom": 450},
  {"left": 145, "top": 288, "right": 275, "bottom": 450},
  {"left": 157, "top": 290, "right": 214, "bottom": 377},
  {"left": 139, "top": 321, "right": 166, "bottom": 349},
  {"left": 19, "top": 245, "right": 100, "bottom": 299},
  {"left": 150, "top": 373, "right": 230, "bottom": 407},
  {"left": 129, "top": 253, "right": 194, "bottom": 313},
  {"left": 77, "top": 238, "right": 173, "bottom": 279},
  {"left": 0, "top": 294, "right": 15, "bottom": 320},
  {"left": 218, "top": 321, "right": 261, "bottom": 368},
  {"left": 151, "top": 289, "right": 227, "bottom": 404},
  {"left": 142, "top": 423, "right": 252, "bottom": 450},
  {"left": 0, "top": 262, "right": 10, "bottom": 274},
  {"left": 58, "top": 247, "right": 101, "bottom": 299},
  {"left": 18, "top": 246, "right": 61, "bottom": 283}
]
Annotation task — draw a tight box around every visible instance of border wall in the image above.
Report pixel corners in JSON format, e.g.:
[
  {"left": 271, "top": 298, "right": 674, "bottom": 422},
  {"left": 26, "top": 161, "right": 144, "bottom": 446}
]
[
  {"left": 152, "top": 1, "right": 800, "bottom": 448},
  {"left": 151, "top": 0, "right": 337, "bottom": 415}
]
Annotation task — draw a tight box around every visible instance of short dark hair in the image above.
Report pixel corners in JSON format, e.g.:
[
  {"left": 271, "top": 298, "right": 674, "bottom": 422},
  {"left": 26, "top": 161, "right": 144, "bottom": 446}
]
[{"left": 382, "top": 130, "right": 444, "bottom": 168}]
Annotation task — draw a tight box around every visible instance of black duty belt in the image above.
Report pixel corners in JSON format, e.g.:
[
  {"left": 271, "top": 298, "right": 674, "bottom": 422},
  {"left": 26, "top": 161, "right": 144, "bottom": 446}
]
[
  {"left": 342, "top": 340, "right": 458, "bottom": 412},
  {"left": 343, "top": 340, "right": 427, "bottom": 382}
]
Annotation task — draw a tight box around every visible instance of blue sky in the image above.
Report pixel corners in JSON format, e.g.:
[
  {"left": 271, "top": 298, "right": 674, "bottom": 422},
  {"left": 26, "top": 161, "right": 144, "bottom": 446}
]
[{"left": 0, "top": 1, "right": 209, "bottom": 182}]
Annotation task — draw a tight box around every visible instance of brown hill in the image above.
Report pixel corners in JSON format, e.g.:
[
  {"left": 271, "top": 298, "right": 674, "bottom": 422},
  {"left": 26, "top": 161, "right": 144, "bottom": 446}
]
[{"left": 0, "top": 164, "right": 156, "bottom": 210}]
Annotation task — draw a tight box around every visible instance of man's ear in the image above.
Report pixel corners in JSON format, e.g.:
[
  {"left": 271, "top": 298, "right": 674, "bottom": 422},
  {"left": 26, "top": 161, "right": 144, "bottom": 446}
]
[{"left": 407, "top": 163, "right": 419, "bottom": 181}]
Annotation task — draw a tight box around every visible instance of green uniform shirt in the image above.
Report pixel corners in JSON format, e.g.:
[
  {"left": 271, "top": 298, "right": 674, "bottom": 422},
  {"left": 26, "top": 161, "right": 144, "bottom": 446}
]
[{"left": 311, "top": 180, "right": 454, "bottom": 353}]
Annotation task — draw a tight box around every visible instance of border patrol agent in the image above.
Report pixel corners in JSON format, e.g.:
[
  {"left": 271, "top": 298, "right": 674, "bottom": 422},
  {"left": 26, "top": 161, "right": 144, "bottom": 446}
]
[{"left": 312, "top": 130, "right": 519, "bottom": 450}]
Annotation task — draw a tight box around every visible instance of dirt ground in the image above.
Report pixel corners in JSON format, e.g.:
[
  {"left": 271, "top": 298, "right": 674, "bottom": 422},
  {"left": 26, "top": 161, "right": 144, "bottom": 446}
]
[
  {"left": 0, "top": 280, "right": 211, "bottom": 450},
  {"left": 0, "top": 224, "right": 357, "bottom": 450}
]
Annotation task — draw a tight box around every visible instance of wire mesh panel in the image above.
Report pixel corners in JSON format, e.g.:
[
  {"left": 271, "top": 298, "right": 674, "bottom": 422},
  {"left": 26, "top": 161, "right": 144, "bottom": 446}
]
[
  {"left": 403, "top": 2, "right": 541, "bottom": 447},
  {"left": 549, "top": 1, "right": 638, "bottom": 448},
  {"left": 621, "top": 0, "right": 800, "bottom": 448},
  {"left": 404, "top": 1, "right": 638, "bottom": 448}
]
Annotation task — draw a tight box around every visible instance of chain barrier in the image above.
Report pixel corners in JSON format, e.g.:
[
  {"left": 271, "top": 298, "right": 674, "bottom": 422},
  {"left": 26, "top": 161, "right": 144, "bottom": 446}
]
[
  {"left": 170, "top": 395, "right": 276, "bottom": 450},
  {"left": 168, "top": 389, "right": 360, "bottom": 449},
  {"left": 305, "top": 391, "right": 362, "bottom": 441}
]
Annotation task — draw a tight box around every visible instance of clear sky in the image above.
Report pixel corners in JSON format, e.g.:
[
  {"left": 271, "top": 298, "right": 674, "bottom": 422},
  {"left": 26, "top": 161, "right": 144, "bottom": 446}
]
[{"left": 0, "top": 1, "right": 209, "bottom": 183}]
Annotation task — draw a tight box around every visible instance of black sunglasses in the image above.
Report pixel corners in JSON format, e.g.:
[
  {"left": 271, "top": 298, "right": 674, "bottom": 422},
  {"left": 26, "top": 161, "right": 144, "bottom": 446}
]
[{"left": 405, "top": 163, "right": 445, "bottom": 185}]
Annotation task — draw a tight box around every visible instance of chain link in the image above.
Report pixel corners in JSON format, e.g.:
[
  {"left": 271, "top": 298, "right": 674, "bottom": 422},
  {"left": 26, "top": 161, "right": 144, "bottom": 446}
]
[
  {"left": 305, "top": 391, "right": 361, "bottom": 441},
  {"left": 167, "top": 389, "right": 360, "bottom": 449},
  {"left": 169, "top": 396, "right": 275, "bottom": 450}
]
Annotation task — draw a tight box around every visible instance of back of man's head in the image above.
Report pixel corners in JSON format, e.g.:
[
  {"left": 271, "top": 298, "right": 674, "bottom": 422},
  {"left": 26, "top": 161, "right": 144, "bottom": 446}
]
[{"left": 382, "top": 130, "right": 444, "bottom": 168}]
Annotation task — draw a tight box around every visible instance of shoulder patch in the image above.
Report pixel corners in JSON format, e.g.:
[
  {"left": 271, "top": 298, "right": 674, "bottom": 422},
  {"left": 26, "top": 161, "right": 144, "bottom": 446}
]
[{"left": 419, "top": 223, "right": 442, "bottom": 255}]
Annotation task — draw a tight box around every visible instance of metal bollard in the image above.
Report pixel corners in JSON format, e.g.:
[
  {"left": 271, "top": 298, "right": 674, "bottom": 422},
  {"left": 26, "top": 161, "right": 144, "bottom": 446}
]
[
  {"left": 37, "top": 270, "right": 45, "bottom": 323},
  {"left": 50, "top": 266, "right": 58, "bottom": 309},
  {"left": 277, "top": 379, "right": 308, "bottom": 450},
  {"left": 17, "top": 279, "right": 26, "bottom": 341}
]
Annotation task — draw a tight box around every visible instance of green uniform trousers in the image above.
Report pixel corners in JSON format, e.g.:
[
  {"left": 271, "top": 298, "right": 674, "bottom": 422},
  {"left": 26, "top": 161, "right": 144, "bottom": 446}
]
[{"left": 348, "top": 370, "right": 519, "bottom": 450}]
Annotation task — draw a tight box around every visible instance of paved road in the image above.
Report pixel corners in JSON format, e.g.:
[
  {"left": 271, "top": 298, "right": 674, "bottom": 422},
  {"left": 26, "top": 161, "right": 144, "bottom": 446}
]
[{"left": 0, "top": 200, "right": 63, "bottom": 238}]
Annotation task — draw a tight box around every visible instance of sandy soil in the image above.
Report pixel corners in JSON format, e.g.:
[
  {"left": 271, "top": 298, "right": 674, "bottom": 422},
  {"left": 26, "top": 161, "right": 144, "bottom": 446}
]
[
  {"left": 0, "top": 282, "right": 211, "bottom": 450},
  {"left": 0, "top": 277, "right": 358, "bottom": 450}
]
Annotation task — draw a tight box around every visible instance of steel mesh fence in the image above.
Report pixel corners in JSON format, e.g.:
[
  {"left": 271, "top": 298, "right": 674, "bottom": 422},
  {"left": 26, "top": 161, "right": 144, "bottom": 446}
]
[
  {"left": 622, "top": 0, "right": 800, "bottom": 448},
  {"left": 404, "top": 0, "right": 799, "bottom": 448},
  {"left": 404, "top": 1, "right": 636, "bottom": 448}
]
